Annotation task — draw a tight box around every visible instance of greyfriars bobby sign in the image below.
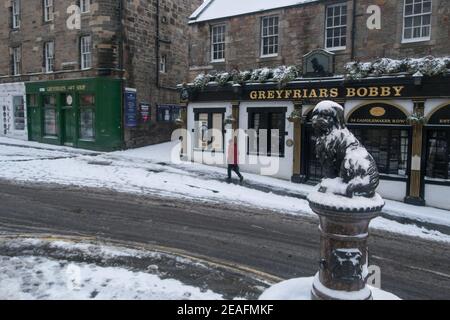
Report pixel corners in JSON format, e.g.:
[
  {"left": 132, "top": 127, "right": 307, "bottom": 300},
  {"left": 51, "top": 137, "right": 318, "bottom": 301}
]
[{"left": 303, "top": 49, "right": 335, "bottom": 77}]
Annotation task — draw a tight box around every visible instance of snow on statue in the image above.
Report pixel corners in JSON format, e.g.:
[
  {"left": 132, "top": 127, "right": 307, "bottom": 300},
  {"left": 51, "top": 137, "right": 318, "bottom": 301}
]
[{"left": 311, "top": 100, "right": 380, "bottom": 198}]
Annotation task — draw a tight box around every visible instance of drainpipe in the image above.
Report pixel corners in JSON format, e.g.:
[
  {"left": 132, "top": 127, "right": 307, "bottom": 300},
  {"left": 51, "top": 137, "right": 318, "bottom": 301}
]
[
  {"left": 156, "top": 0, "right": 160, "bottom": 89},
  {"left": 119, "top": 0, "right": 125, "bottom": 148},
  {"left": 351, "top": 0, "right": 357, "bottom": 61}
]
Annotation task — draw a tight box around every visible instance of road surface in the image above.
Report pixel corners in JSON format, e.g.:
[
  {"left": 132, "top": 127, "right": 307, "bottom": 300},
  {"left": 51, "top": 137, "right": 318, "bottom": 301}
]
[{"left": 0, "top": 179, "right": 449, "bottom": 300}]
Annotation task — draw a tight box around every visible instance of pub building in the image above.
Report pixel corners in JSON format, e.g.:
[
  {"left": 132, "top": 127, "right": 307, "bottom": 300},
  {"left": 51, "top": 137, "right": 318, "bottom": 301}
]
[{"left": 182, "top": 66, "right": 450, "bottom": 210}]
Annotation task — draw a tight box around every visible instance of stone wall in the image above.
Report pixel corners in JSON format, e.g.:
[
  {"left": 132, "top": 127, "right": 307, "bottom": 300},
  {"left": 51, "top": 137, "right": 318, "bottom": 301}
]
[{"left": 188, "top": 0, "right": 450, "bottom": 79}]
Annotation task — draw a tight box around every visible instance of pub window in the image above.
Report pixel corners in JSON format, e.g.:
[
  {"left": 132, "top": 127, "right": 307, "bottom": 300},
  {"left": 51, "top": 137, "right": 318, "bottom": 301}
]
[
  {"left": 211, "top": 24, "right": 226, "bottom": 62},
  {"left": 12, "top": 46, "right": 21, "bottom": 76},
  {"left": 403, "top": 0, "right": 432, "bottom": 43},
  {"left": 13, "top": 96, "right": 25, "bottom": 131},
  {"left": 261, "top": 16, "right": 279, "bottom": 57},
  {"left": 325, "top": 3, "right": 347, "bottom": 50},
  {"left": 157, "top": 105, "right": 180, "bottom": 122},
  {"left": 353, "top": 128, "right": 409, "bottom": 177},
  {"left": 194, "top": 110, "right": 224, "bottom": 151},
  {"left": 426, "top": 130, "right": 450, "bottom": 180},
  {"left": 43, "top": 0, "right": 54, "bottom": 22},
  {"left": 12, "top": 0, "right": 20, "bottom": 29},
  {"left": 248, "top": 109, "right": 286, "bottom": 157},
  {"left": 44, "top": 95, "right": 57, "bottom": 137},
  {"left": 80, "top": 35, "right": 92, "bottom": 70},
  {"left": 79, "top": 94, "right": 95, "bottom": 140},
  {"left": 44, "top": 41, "right": 55, "bottom": 73}
]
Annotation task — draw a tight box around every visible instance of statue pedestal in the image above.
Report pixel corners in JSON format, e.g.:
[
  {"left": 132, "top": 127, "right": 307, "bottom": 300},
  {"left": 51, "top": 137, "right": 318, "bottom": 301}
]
[{"left": 307, "top": 191, "right": 385, "bottom": 300}]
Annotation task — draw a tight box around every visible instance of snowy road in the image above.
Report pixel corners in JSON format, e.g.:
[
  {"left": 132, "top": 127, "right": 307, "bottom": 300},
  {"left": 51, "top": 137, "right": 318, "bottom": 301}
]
[{"left": 0, "top": 180, "right": 449, "bottom": 300}]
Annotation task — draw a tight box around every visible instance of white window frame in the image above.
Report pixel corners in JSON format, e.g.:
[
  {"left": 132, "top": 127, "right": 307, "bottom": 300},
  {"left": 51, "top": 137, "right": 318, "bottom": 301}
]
[
  {"left": 261, "top": 15, "right": 279, "bottom": 58},
  {"left": 210, "top": 24, "right": 226, "bottom": 63},
  {"left": 12, "top": 47, "right": 21, "bottom": 76},
  {"left": 80, "top": 35, "right": 92, "bottom": 70},
  {"left": 44, "top": 0, "right": 54, "bottom": 22},
  {"left": 80, "top": 0, "right": 90, "bottom": 14},
  {"left": 325, "top": 2, "right": 348, "bottom": 51},
  {"left": 12, "top": 0, "right": 20, "bottom": 29},
  {"left": 159, "top": 55, "right": 167, "bottom": 73},
  {"left": 45, "top": 41, "right": 55, "bottom": 73},
  {"left": 402, "top": 0, "right": 432, "bottom": 43}
]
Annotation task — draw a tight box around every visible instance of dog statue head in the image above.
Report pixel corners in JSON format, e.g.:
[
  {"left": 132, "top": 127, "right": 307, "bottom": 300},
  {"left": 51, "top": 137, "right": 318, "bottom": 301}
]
[{"left": 311, "top": 101, "right": 346, "bottom": 136}]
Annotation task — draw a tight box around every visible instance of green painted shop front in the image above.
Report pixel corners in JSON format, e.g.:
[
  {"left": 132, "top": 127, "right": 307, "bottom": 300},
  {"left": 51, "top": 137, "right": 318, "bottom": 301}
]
[{"left": 26, "top": 78, "right": 124, "bottom": 151}]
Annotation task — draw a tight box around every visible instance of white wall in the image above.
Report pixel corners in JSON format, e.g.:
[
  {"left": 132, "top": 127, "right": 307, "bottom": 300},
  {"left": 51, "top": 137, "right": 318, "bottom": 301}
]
[
  {"left": 377, "top": 180, "right": 408, "bottom": 202},
  {"left": 425, "top": 184, "right": 450, "bottom": 211},
  {"left": 0, "top": 82, "right": 27, "bottom": 140}
]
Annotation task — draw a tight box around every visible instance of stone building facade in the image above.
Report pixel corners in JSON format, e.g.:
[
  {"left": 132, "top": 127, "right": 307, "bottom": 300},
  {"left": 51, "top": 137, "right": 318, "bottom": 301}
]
[
  {"left": 0, "top": 0, "right": 202, "bottom": 150},
  {"left": 188, "top": 0, "right": 450, "bottom": 78}
]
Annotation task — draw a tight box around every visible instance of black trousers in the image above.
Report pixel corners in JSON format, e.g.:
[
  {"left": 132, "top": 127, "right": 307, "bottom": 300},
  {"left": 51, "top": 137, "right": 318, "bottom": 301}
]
[{"left": 228, "top": 164, "right": 243, "bottom": 179}]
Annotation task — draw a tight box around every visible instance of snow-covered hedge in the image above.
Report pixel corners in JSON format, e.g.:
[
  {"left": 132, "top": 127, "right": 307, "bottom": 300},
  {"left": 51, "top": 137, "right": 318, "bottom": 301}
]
[
  {"left": 192, "top": 65, "right": 301, "bottom": 89},
  {"left": 345, "top": 56, "right": 450, "bottom": 79}
]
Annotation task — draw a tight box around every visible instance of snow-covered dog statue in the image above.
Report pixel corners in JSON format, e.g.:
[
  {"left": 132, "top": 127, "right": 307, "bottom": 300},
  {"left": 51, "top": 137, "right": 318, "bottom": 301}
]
[{"left": 311, "top": 101, "right": 380, "bottom": 198}]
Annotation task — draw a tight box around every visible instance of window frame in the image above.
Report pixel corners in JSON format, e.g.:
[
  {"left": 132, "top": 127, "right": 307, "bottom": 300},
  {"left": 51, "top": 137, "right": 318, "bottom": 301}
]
[
  {"left": 44, "top": 41, "right": 55, "bottom": 73},
  {"left": 425, "top": 127, "right": 450, "bottom": 183},
  {"left": 12, "top": 0, "right": 20, "bottom": 29},
  {"left": 43, "top": 0, "right": 54, "bottom": 22},
  {"left": 210, "top": 24, "right": 226, "bottom": 63},
  {"left": 12, "top": 46, "right": 21, "bottom": 76},
  {"left": 12, "top": 95, "right": 25, "bottom": 131},
  {"left": 80, "top": 35, "right": 92, "bottom": 70},
  {"left": 402, "top": 0, "right": 432, "bottom": 44},
  {"left": 159, "top": 54, "right": 167, "bottom": 74},
  {"left": 260, "top": 15, "right": 280, "bottom": 58},
  {"left": 80, "top": 0, "right": 90, "bottom": 14},
  {"left": 324, "top": 2, "right": 348, "bottom": 51}
]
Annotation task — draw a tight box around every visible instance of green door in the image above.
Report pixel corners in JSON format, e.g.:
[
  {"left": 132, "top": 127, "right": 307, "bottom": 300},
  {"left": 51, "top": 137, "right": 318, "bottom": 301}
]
[
  {"left": 28, "top": 107, "right": 41, "bottom": 142},
  {"left": 62, "top": 94, "right": 76, "bottom": 146}
]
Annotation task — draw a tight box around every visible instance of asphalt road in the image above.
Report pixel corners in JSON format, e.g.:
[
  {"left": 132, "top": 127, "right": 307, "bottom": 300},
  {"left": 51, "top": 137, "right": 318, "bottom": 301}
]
[{"left": 0, "top": 180, "right": 449, "bottom": 300}]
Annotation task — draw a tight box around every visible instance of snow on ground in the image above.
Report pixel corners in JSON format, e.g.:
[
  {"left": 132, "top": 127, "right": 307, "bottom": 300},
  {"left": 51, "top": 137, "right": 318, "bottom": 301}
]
[
  {"left": 0, "top": 238, "right": 223, "bottom": 300},
  {"left": 0, "top": 137, "right": 449, "bottom": 243}
]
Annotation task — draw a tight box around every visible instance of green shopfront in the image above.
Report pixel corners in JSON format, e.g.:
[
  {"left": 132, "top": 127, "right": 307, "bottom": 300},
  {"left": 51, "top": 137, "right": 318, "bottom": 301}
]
[{"left": 26, "top": 78, "right": 123, "bottom": 151}]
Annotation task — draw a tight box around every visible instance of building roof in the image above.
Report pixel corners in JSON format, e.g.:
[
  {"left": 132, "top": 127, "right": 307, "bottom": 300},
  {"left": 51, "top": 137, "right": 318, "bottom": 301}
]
[{"left": 189, "top": 0, "right": 319, "bottom": 24}]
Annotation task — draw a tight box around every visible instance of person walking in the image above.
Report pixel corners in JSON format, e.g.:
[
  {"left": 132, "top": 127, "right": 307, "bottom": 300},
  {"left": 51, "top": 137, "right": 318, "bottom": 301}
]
[{"left": 227, "top": 137, "right": 244, "bottom": 183}]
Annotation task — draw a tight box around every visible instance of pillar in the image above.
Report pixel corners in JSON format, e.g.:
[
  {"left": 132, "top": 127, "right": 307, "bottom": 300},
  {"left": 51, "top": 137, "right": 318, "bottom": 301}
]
[{"left": 291, "top": 103, "right": 305, "bottom": 183}]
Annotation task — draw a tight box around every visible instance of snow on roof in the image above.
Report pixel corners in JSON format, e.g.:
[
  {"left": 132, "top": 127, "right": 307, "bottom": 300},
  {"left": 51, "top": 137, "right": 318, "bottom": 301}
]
[{"left": 189, "top": 0, "right": 319, "bottom": 23}]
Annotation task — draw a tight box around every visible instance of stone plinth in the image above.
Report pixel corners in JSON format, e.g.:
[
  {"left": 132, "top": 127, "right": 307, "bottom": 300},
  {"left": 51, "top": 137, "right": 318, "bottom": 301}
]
[{"left": 307, "top": 191, "right": 385, "bottom": 300}]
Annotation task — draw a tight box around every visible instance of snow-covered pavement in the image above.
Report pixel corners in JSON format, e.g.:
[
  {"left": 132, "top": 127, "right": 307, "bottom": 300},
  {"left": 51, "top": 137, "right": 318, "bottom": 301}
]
[{"left": 0, "top": 137, "right": 449, "bottom": 243}]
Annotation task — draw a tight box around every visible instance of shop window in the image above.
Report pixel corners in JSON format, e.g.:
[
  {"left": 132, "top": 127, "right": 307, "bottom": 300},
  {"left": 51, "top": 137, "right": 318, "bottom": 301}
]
[
  {"left": 194, "top": 109, "right": 224, "bottom": 151},
  {"left": 403, "top": 0, "right": 432, "bottom": 43},
  {"left": 79, "top": 94, "right": 95, "bottom": 140},
  {"left": 157, "top": 105, "right": 180, "bottom": 122},
  {"left": 248, "top": 108, "right": 286, "bottom": 157},
  {"left": 325, "top": 3, "right": 347, "bottom": 50},
  {"left": 44, "top": 95, "right": 57, "bottom": 136},
  {"left": 211, "top": 24, "right": 226, "bottom": 62},
  {"left": 426, "top": 130, "right": 450, "bottom": 180},
  {"left": 13, "top": 96, "right": 25, "bottom": 131},
  {"left": 352, "top": 128, "right": 409, "bottom": 177},
  {"left": 261, "top": 16, "right": 279, "bottom": 57}
]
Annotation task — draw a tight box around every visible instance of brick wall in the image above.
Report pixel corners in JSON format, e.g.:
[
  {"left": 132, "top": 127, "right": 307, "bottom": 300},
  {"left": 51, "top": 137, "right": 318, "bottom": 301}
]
[{"left": 188, "top": 0, "right": 450, "bottom": 80}]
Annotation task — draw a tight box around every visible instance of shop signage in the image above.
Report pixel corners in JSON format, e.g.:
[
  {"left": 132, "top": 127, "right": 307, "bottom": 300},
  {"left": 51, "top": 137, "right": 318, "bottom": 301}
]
[
  {"left": 44, "top": 85, "right": 87, "bottom": 92},
  {"left": 139, "top": 103, "right": 150, "bottom": 123},
  {"left": 428, "top": 105, "right": 450, "bottom": 125},
  {"left": 124, "top": 88, "right": 138, "bottom": 128},
  {"left": 303, "top": 49, "right": 335, "bottom": 77},
  {"left": 248, "top": 86, "right": 405, "bottom": 100},
  {"left": 348, "top": 103, "right": 408, "bottom": 125}
]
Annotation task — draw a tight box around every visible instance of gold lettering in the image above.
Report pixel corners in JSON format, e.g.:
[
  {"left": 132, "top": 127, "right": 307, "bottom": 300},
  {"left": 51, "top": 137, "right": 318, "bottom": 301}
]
[
  {"left": 284, "top": 90, "right": 292, "bottom": 99},
  {"left": 267, "top": 91, "right": 275, "bottom": 99},
  {"left": 276, "top": 90, "right": 284, "bottom": 99},
  {"left": 319, "top": 89, "right": 329, "bottom": 98},
  {"left": 380, "top": 87, "right": 391, "bottom": 97},
  {"left": 369, "top": 87, "right": 379, "bottom": 97},
  {"left": 346, "top": 88, "right": 356, "bottom": 97},
  {"left": 303, "top": 89, "right": 309, "bottom": 98},
  {"left": 357, "top": 87, "right": 368, "bottom": 97},
  {"left": 258, "top": 91, "right": 267, "bottom": 99},
  {"left": 309, "top": 89, "right": 318, "bottom": 98},
  {"left": 250, "top": 91, "right": 258, "bottom": 100},
  {"left": 293, "top": 90, "right": 302, "bottom": 99},
  {"left": 393, "top": 86, "right": 404, "bottom": 97},
  {"left": 330, "top": 88, "right": 339, "bottom": 98}
]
